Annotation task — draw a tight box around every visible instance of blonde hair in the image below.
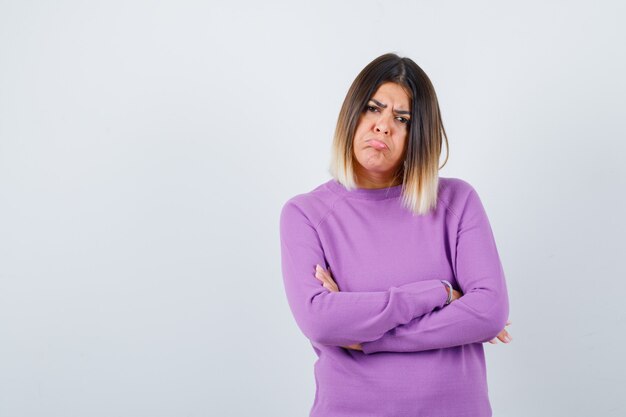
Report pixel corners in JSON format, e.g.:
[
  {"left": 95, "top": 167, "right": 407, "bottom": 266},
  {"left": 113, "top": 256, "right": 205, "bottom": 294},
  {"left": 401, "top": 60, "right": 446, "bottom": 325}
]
[{"left": 329, "top": 53, "right": 449, "bottom": 215}]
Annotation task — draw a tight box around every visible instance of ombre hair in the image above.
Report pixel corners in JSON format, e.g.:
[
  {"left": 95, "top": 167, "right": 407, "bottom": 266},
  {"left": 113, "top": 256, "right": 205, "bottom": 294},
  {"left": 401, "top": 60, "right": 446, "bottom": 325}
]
[{"left": 329, "top": 53, "right": 449, "bottom": 216}]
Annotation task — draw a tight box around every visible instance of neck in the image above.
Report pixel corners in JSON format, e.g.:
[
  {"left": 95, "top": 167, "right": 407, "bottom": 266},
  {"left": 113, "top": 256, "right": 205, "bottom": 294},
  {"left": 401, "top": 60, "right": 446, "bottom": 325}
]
[{"left": 354, "top": 172, "right": 403, "bottom": 189}]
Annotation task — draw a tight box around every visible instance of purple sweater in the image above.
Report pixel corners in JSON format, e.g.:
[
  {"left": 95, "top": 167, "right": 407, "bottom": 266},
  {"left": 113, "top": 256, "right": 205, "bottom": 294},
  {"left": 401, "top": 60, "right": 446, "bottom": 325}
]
[{"left": 279, "top": 177, "right": 510, "bottom": 417}]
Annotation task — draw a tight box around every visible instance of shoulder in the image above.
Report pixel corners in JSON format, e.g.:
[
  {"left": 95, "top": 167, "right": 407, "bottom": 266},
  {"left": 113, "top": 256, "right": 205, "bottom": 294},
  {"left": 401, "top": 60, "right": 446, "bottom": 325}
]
[
  {"left": 437, "top": 176, "right": 483, "bottom": 219},
  {"left": 438, "top": 176, "right": 477, "bottom": 196},
  {"left": 280, "top": 179, "right": 343, "bottom": 228}
]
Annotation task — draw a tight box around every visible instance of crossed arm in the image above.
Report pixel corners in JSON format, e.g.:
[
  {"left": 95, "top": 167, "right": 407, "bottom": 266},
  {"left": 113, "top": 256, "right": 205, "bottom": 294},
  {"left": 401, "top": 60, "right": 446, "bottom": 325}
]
[
  {"left": 279, "top": 188, "right": 511, "bottom": 353},
  {"left": 314, "top": 264, "right": 512, "bottom": 351}
]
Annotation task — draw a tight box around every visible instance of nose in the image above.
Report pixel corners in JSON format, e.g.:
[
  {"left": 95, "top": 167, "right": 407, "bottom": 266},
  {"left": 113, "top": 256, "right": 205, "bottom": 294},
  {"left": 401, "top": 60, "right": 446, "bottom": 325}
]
[{"left": 375, "top": 118, "right": 389, "bottom": 135}]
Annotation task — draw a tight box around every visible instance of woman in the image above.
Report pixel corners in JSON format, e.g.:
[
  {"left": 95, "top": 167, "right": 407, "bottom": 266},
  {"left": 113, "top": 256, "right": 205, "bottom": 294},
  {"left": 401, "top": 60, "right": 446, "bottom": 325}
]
[{"left": 279, "top": 53, "right": 512, "bottom": 417}]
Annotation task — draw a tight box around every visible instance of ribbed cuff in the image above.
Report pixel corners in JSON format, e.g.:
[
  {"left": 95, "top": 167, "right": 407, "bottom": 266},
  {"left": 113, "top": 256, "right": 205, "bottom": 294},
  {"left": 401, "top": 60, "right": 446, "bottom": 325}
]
[{"left": 396, "top": 279, "right": 452, "bottom": 319}]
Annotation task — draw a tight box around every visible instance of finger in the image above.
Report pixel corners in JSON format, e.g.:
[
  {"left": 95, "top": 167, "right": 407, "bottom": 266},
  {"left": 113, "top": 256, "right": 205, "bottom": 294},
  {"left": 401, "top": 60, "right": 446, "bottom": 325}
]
[
  {"left": 316, "top": 271, "right": 338, "bottom": 292},
  {"left": 315, "top": 267, "right": 329, "bottom": 280},
  {"left": 315, "top": 271, "right": 333, "bottom": 289},
  {"left": 316, "top": 271, "right": 332, "bottom": 287},
  {"left": 319, "top": 268, "right": 333, "bottom": 281},
  {"left": 499, "top": 331, "right": 512, "bottom": 343},
  {"left": 320, "top": 275, "right": 338, "bottom": 292},
  {"left": 316, "top": 266, "right": 331, "bottom": 282},
  {"left": 315, "top": 270, "right": 332, "bottom": 282},
  {"left": 320, "top": 266, "right": 333, "bottom": 279},
  {"left": 325, "top": 275, "right": 338, "bottom": 291},
  {"left": 314, "top": 270, "right": 326, "bottom": 283},
  {"left": 317, "top": 268, "right": 329, "bottom": 279},
  {"left": 318, "top": 269, "right": 339, "bottom": 291}
]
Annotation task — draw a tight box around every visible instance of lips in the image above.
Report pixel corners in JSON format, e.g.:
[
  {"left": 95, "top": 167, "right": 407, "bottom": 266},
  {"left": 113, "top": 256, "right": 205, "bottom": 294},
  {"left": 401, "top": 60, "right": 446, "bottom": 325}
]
[{"left": 369, "top": 139, "right": 388, "bottom": 150}]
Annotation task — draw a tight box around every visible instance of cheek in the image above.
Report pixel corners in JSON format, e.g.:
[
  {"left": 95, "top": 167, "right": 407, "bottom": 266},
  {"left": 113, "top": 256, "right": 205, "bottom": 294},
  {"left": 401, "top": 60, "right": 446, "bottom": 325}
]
[
  {"left": 354, "top": 123, "right": 369, "bottom": 142},
  {"left": 391, "top": 135, "right": 408, "bottom": 157},
  {"left": 356, "top": 113, "right": 377, "bottom": 131},
  {"left": 395, "top": 130, "right": 408, "bottom": 146}
]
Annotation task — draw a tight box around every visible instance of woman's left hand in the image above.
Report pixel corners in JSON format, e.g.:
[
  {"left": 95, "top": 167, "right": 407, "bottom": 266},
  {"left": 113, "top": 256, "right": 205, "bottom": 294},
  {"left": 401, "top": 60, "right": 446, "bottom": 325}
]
[
  {"left": 488, "top": 320, "right": 513, "bottom": 344},
  {"left": 314, "top": 264, "right": 363, "bottom": 351}
]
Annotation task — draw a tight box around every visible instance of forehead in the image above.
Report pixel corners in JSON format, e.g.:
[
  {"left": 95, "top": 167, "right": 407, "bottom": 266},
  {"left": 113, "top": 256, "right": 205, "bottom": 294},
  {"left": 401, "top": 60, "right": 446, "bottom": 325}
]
[{"left": 371, "top": 82, "right": 411, "bottom": 107}]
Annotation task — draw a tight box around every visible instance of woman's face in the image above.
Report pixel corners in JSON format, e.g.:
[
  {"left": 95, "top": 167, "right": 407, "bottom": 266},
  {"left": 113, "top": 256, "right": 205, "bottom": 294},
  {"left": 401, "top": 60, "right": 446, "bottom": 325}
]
[{"left": 352, "top": 82, "right": 411, "bottom": 185}]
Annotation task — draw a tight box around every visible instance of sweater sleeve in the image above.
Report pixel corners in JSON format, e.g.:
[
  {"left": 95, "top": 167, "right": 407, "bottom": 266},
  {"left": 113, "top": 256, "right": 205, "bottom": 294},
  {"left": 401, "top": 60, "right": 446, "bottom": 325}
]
[
  {"left": 360, "top": 188, "right": 510, "bottom": 354},
  {"left": 280, "top": 200, "right": 449, "bottom": 347}
]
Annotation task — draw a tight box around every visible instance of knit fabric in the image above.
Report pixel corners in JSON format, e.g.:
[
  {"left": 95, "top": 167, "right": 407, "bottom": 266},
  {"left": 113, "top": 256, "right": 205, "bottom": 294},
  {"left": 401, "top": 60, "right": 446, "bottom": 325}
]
[{"left": 279, "top": 177, "right": 509, "bottom": 417}]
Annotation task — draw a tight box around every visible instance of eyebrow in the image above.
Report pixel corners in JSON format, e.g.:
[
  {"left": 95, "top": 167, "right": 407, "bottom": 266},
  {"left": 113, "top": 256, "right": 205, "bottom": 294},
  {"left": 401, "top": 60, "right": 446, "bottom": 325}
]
[{"left": 369, "top": 98, "right": 411, "bottom": 115}]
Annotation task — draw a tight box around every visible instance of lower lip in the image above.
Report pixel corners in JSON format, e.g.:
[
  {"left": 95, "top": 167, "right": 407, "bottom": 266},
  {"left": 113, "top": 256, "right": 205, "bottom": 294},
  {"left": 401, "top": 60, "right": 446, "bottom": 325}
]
[{"left": 369, "top": 140, "right": 388, "bottom": 150}]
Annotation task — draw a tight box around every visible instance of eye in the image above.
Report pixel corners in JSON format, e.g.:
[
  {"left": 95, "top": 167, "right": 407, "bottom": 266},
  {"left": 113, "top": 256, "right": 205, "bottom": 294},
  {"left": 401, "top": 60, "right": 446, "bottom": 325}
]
[
  {"left": 366, "top": 105, "right": 379, "bottom": 113},
  {"left": 396, "top": 117, "right": 410, "bottom": 124}
]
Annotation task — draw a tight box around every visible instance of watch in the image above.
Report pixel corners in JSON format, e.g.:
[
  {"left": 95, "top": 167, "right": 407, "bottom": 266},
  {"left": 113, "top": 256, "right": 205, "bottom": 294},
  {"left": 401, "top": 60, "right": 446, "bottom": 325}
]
[{"left": 440, "top": 280, "right": 453, "bottom": 305}]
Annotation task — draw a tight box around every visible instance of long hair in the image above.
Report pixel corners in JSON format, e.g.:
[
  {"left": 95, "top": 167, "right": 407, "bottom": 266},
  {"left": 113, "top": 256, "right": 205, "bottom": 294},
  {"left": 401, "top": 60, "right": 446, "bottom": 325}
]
[{"left": 329, "top": 53, "right": 449, "bottom": 215}]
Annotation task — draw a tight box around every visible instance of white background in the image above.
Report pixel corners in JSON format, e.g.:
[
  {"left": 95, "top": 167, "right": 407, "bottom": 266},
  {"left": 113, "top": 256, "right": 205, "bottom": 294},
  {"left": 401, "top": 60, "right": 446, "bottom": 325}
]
[{"left": 1, "top": 1, "right": 625, "bottom": 416}]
